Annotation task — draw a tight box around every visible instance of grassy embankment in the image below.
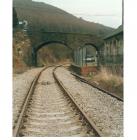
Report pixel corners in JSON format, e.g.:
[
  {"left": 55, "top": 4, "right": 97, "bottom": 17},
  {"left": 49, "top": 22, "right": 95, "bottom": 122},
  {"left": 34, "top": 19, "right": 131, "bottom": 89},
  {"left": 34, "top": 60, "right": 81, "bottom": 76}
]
[{"left": 88, "top": 67, "right": 123, "bottom": 98}]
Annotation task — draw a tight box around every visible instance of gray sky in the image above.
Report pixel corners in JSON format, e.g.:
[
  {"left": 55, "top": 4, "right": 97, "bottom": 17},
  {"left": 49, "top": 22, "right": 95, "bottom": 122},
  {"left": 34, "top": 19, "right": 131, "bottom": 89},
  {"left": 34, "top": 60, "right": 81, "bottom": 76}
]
[{"left": 33, "top": 0, "right": 122, "bottom": 28}]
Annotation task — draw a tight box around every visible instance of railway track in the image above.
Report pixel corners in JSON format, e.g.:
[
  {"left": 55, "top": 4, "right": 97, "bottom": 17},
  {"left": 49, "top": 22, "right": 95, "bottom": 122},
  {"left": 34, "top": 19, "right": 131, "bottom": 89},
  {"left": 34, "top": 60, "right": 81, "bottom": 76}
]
[
  {"left": 71, "top": 72, "right": 123, "bottom": 102},
  {"left": 13, "top": 66, "right": 103, "bottom": 137}
]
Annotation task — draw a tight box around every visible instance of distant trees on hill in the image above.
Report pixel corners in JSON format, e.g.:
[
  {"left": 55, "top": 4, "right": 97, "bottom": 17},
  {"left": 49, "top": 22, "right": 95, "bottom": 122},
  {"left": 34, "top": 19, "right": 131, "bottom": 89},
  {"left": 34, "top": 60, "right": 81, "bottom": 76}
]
[{"left": 13, "top": 0, "right": 114, "bottom": 37}]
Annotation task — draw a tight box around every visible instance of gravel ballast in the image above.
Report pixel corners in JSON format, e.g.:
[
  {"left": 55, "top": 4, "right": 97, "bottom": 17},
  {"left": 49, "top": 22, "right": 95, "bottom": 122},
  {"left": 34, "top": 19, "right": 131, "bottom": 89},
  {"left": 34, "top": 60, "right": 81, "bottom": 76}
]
[
  {"left": 13, "top": 68, "right": 43, "bottom": 127},
  {"left": 20, "top": 67, "right": 95, "bottom": 136},
  {"left": 55, "top": 67, "right": 123, "bottom": 137}
]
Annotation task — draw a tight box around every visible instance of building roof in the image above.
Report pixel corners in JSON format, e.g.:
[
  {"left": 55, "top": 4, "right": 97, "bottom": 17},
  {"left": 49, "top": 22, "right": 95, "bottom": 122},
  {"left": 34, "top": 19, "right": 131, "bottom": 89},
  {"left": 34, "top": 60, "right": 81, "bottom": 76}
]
[{"left": 104, "top": 25, "right": 123, "bottom": 40}]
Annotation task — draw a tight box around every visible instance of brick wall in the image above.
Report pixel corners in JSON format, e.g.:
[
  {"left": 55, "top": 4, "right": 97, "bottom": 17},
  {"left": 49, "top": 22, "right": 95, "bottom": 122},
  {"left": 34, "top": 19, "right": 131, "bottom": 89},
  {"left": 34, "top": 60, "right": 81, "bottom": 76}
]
[
  {"left": 81, "top": 66, "right": 98, "bottom": 76},
  {"left": 71, "top": 64, "right": 98, "bottom": 76}
]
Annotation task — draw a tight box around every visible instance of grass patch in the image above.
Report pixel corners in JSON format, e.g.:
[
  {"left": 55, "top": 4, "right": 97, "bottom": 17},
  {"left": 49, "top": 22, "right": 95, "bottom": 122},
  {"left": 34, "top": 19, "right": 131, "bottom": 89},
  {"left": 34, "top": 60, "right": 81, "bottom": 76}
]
[{"left": 90, "top": 67, "right": 123, "bottom": 98}]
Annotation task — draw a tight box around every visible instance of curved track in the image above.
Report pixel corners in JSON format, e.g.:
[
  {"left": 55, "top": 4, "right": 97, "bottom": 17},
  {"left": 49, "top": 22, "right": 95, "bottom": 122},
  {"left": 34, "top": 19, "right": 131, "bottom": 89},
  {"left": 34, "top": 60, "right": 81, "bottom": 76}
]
[{"left": 13, "top": 66, "right": 102, "bottom": 137}]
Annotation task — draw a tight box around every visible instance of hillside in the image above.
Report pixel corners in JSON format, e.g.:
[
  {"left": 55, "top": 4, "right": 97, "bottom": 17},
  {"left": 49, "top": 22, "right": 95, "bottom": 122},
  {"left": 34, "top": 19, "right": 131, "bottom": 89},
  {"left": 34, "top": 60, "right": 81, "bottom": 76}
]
[
  {"left": 13, "top": 0, "right": 114, "bottom": 70},
  {"left": 13, "top": 0, "right": 114, "bottom": 37}
]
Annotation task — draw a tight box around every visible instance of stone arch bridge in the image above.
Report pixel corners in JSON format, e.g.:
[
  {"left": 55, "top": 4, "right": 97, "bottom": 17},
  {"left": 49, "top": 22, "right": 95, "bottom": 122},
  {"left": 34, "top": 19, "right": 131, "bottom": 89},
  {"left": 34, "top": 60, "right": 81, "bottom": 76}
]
[{"left": 28, "top": 31, "right": 103, "bottom": 66}]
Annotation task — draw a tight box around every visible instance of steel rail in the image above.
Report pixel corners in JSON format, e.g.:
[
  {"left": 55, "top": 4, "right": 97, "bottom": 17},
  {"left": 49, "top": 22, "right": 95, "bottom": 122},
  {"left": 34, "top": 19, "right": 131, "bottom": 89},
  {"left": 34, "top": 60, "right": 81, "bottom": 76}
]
[
  {"left": 53, "top": 66, "right": 103, "bottom": 137},
  {"left": 71, "top": 72, "right": 123, "bottom": 102},
  {"left": 14, "top": 65, "right": 104, "bottom": 137},
  {"left": 13, "top": 66, "right": 52, "bottom": 137}
]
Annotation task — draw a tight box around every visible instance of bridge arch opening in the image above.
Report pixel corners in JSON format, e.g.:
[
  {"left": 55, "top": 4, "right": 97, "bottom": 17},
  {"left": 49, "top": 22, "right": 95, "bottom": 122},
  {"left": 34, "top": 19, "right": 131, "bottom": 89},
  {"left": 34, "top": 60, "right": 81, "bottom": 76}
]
[
  {"left": 74, "top": 43, "right": 100, "bottom": 67},
  {"left": 32, "top": 41, "right": 73, "bottom": 66},
  {"left": 82, "top": 43, "right": 100, "bottom": 67}
]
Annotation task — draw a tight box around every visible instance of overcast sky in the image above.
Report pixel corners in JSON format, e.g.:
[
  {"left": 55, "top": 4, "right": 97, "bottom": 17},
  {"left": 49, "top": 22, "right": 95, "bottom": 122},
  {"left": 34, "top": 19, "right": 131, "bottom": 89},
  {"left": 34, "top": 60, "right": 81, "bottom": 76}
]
[{"left": 33, "top": 0, "right": 122, "bottom": 28}]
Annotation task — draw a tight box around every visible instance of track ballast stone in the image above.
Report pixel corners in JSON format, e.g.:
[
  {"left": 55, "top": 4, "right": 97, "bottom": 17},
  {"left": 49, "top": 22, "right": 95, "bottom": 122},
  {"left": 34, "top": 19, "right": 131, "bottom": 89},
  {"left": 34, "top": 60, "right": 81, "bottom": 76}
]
[
  {"left": 19, "top": 67, "right": 95, "bottom": 137},
  {"left": 13, "top": 68, "right": 43, "bottom": 128},
  {"left": 55, "top": 67, "right": 123, "bottom": 137}
]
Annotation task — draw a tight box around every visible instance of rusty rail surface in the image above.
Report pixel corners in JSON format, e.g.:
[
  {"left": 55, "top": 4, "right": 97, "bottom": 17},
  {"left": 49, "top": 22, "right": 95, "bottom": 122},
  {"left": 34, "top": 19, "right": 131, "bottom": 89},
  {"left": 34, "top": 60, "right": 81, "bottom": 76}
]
[
  {"left": 71, "top": 72, "right": 123, "bottom": 102},
  {"left": 13, "top": 66, "right": 53, "bottom": 137},
  {"left": 53, "top": 66, "right": 103, "bottom": 137}
]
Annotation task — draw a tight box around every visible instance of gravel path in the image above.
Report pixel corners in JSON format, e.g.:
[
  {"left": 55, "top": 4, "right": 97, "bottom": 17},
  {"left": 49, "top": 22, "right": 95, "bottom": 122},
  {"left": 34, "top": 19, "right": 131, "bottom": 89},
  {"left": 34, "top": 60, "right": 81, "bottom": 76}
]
[
  {"left": 13, "top": 68, "right": 43, "bottom": 128},
  {"left": 55, "top": 67, "right": 123, "bottom": 137}
]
